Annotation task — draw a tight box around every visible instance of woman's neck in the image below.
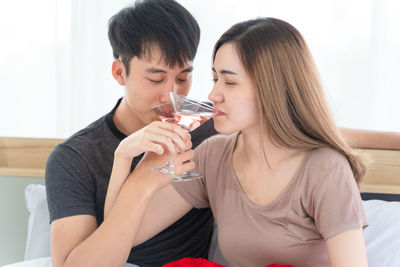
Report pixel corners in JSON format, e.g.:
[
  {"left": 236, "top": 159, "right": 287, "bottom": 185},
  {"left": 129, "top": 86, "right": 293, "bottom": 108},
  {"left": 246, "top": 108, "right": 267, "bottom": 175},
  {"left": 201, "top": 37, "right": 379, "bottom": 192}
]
[{"left": 235, "top": 127, "right": 302, "bottom": 170}]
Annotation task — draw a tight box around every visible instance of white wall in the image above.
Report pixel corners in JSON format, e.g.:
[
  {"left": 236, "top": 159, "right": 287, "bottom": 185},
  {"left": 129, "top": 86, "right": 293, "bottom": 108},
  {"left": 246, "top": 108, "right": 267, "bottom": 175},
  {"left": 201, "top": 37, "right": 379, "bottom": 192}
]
[
  {"left": 0, "top": 0, "right": 399, "bottom": 139},
  {"left": 0, "top": 1, "right": 399, "bottom": 265}
]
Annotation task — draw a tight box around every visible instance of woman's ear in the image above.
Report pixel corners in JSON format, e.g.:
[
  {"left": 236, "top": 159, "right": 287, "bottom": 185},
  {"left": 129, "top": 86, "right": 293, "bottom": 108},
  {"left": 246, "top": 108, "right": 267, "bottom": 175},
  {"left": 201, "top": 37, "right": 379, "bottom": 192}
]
[{"left": 112, "top": 59, "right": 126, "bottom": 86}]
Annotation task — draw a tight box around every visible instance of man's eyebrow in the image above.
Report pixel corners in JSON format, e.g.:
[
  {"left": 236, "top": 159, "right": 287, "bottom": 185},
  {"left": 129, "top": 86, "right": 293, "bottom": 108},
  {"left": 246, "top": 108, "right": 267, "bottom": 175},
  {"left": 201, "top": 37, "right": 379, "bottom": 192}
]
[
  {"left": 146, "top": 67, "right": 167, "bottom": 73},
  {"left": 145, "top": 66, "right": 193, "bottom": 74},
  {"left": 181, "top": 66, "right": 193, "bottom": 73},
  {"left": 212, "top": 67, "right": 237, "bottom": 75}
]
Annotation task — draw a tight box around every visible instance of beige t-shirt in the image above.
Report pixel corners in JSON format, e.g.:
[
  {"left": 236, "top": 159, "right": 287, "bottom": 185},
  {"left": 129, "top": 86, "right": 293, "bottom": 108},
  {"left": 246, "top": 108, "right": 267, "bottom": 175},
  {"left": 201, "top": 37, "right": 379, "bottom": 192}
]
[{"left": 173, "top": 133, "right": 368, "bottom": 267}]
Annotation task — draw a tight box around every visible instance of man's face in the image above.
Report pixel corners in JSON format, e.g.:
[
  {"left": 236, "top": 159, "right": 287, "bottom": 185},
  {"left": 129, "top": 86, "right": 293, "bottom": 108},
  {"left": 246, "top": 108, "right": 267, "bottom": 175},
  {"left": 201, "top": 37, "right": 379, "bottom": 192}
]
[{"left": 113, "top": 45, "right": 193, "bottom": 130}]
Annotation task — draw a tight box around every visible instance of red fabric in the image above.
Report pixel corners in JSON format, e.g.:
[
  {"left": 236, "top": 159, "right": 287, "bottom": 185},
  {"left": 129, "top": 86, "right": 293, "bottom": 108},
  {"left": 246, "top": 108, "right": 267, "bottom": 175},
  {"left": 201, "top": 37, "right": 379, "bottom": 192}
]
[
  {"left": 163, "top": 258, "right": 292, "bottom": 267},
  {"left": 163, "top": 258, "right": 225, "bottom": 267}
]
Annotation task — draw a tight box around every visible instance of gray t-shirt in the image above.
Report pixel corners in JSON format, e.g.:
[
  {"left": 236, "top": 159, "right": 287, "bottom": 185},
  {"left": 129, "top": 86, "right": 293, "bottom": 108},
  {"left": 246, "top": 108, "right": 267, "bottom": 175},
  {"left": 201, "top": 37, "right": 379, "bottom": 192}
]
[
  {"left": 45, "top": 98, "right": 218, "bottom": 266},
  {"left": 173, "top": 133, "right": 368, "bottom": 267}
]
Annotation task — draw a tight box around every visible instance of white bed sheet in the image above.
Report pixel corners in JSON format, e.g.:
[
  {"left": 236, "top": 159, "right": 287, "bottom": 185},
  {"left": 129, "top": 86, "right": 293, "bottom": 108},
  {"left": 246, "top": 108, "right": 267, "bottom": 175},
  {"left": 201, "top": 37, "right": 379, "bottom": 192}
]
[{"left": 2, "top": 257, "right": 139, "bottom": 267}]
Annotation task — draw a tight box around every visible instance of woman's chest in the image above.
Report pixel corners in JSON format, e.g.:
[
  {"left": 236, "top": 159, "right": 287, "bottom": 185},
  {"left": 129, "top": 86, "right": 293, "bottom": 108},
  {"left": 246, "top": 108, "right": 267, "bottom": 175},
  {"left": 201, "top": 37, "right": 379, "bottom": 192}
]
[
  {"left": 210, "top": 188, "right": 327, "bottom": 267},
  {"left": 215, "top": 207, "right": 327, "bottom": 267}
]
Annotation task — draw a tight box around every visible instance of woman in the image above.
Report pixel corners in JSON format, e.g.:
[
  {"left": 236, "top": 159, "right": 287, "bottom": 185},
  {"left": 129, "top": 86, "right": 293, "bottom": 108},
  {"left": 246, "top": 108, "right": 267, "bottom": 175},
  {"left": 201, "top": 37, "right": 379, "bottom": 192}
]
[{"left": 106, "top": 18, "right": 368, "bottom": 266}]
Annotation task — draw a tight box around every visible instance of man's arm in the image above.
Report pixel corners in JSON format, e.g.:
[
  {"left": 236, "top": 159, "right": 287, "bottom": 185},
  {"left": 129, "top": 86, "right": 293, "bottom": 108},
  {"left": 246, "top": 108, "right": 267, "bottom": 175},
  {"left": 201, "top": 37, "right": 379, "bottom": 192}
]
[
  {"left": 51, "top": 182, "right": 152, "bottom": 267},
  {"left": 340, "top": 128, "right": 400, "bottom": 149}
]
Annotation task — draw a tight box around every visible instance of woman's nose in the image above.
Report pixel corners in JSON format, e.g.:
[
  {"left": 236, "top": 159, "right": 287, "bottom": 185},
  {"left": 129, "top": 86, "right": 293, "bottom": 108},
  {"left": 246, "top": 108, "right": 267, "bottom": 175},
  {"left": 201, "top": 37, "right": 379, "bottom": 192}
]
[{"left": 208, "top": 85, "right": 223, "bottom": 103}]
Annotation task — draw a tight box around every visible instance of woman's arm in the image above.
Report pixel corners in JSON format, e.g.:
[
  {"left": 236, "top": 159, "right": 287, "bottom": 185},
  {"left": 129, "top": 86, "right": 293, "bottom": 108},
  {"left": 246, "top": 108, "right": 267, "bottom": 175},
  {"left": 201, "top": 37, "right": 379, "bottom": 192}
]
[
  {"left": 119, "top": 151, "right": 194, "bottom": 246},
  {"left": 326, "top": 228, "right": 368, "bottom": 267},
  {"left": 103, "top": 120, "right": 196, "bottom": 246},
  {"left": 340, "top": 128, "right": 400, "bottom": 149},
  {"left": 104, "top": 121, "right": 190, "bottom": 218}
]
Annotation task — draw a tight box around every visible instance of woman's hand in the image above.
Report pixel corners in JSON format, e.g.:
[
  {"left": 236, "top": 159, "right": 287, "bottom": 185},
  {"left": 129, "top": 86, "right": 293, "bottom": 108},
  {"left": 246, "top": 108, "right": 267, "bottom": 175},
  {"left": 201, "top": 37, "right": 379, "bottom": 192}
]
[
  {"left": 133, "top": 138, "right": 195, "bottom": 192},
  {"left": 174, "top": 146, "right": 196, "bottom": 176}
]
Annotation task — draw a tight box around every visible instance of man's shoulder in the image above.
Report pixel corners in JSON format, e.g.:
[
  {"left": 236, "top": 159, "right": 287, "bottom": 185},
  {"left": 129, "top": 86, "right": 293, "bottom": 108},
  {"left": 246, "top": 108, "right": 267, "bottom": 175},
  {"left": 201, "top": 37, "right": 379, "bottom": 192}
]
[
  {"left": 55, "top": 115, "right": 117, "bottom": 158},
  {"left": 191, "top": 119, "right": 218, "bottom": 148}
]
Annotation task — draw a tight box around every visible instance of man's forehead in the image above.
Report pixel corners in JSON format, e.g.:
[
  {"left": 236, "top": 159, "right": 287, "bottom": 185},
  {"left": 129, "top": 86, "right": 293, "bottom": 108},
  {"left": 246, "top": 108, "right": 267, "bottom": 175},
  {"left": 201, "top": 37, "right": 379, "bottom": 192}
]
[
  {"left": 140, "top": 44, "right": 193, "bottom": 72},
  {"left": 145, "top": 65, "right": 193, "bottom": 74},
  {"left": 140, "top": 56, "right": 193, "bottom": 73}
]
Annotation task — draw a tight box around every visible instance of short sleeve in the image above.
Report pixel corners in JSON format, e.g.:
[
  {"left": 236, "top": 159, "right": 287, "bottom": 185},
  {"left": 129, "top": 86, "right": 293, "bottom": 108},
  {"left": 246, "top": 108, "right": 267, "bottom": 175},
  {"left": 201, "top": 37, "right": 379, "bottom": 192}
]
[
  {"left": 312, "top": 161, "right": 368, "bottom": 240},
  {"left": 172, "top": 139, "right": 210, "bottom": 208},
  {"left": 45, "top": 144, "right": 96, "bottom": 223}
]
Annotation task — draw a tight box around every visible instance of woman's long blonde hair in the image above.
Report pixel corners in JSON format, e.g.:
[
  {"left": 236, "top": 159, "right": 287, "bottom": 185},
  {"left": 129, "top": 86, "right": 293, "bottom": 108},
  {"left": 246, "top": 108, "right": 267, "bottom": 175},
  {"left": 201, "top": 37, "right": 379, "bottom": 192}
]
[{"left": 213, "top": 18, "right": 367, "bottom": 183}]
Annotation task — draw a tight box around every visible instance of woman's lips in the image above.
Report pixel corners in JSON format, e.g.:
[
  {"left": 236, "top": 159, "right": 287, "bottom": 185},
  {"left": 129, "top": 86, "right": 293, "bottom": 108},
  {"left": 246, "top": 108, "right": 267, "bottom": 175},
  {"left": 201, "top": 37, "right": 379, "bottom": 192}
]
[{"left": 213, "top": 108, "right": 225, "bottom": 117}]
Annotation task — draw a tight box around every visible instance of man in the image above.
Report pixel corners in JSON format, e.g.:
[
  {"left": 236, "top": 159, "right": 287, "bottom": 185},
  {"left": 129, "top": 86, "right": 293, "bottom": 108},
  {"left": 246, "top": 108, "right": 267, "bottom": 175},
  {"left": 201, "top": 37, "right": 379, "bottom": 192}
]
[
  {"left": 46, "top": 0, "right": 400, "bottom": 266},
  {"left": 46, "top": 1, "right": 216, "bottom": 266}
]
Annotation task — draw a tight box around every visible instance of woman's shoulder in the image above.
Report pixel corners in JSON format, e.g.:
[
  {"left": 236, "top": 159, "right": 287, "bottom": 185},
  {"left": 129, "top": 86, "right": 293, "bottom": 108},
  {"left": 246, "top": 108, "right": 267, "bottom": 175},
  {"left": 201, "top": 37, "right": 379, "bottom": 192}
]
[
  {"left": 308, "top": 147, "right": 350, "bottom": 169},
  {"left": 302, "top": 147, "right": 354, "bottom": 188},
  {"left": 198, "top": 133, "right": 238, "bottom": 149},
  {"left": 195, "top": 133, "right": 238, "bottom": 160}
]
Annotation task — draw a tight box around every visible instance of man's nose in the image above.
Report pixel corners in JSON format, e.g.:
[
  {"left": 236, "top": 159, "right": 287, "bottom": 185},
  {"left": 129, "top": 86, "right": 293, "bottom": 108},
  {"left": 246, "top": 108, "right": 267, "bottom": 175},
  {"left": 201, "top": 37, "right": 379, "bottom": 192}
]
[{"left": 159, "top": 80, "right": 178, "bottom": 103}]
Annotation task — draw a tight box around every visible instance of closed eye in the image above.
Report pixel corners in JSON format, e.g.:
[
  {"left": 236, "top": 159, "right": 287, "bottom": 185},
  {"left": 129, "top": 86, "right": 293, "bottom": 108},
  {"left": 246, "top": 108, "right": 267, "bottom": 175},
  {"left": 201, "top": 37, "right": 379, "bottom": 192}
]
[
  {"left": 225, "top": 81, "right": 236, "bottom": 85},
  {"left": 148, "top": 78, "right": 163, "bottom": 84}
]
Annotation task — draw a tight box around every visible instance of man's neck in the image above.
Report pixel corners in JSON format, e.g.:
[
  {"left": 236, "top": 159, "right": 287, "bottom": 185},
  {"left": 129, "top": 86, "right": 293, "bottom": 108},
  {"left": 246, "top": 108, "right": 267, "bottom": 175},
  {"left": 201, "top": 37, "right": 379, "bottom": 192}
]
[{"left": 112, "top": 98, "right": 146, "bottom": 136}]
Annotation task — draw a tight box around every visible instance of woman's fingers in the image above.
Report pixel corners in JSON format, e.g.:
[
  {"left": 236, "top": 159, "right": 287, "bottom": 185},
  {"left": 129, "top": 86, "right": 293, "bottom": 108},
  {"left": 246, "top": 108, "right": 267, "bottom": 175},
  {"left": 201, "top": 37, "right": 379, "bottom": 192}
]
[{"left": 174, "top": 149, "right": 195, "bottom": 175}]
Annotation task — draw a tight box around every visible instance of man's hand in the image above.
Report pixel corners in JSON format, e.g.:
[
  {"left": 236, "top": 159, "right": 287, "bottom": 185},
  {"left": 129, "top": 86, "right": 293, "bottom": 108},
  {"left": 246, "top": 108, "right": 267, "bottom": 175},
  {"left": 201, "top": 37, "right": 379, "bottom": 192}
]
[
  {"left": 114, "top": 121, "right": 190, "bottom": 161},
  {"left": 138, "top": 138, "right": 195, "bottom": 175}
]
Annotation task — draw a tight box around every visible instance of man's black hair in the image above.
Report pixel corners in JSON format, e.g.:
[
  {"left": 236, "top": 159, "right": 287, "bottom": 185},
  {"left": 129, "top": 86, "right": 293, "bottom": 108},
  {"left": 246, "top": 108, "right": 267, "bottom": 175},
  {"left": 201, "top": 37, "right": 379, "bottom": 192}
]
[{"left": 108, "top": 0, "right": 200, "bottom": 75}]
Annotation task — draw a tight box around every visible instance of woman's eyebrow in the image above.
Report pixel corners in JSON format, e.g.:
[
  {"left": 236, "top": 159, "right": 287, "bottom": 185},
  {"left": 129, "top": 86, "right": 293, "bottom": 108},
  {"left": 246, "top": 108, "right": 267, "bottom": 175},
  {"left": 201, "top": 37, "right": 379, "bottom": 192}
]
[{"left": 212, "top": 67, "right": 237, "bottom": 75}]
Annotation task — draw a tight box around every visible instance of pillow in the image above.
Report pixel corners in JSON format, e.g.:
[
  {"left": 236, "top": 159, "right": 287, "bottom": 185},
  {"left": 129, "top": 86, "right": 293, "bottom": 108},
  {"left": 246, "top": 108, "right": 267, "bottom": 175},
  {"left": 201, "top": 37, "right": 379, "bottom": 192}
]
[
  {"left": 24, "top": 184, "right": 50, "bottom": 260},
  {"left": 363, "top": 200, "right": 400, "bottom": 266}
]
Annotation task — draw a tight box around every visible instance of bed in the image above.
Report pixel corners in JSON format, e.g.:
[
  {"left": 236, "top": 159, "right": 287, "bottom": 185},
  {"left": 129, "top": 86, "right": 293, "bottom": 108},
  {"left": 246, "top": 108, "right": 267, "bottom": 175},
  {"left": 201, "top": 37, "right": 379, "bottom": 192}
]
[{"left": 1, "top": 137, "right": 400, "bottom": 267}]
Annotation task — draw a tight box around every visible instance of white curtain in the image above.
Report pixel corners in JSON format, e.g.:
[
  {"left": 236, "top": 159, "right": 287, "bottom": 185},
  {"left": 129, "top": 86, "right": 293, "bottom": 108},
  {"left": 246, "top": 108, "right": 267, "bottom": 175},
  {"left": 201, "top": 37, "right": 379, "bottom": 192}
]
[{"left": 0, "top": 0, "right": 399, "bottom": 138}]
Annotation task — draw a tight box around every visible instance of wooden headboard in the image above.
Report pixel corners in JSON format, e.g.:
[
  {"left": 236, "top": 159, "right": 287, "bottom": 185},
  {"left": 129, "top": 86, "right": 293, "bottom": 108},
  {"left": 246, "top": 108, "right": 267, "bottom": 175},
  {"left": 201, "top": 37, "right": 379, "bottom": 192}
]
[
  {"left": 1, "top": 137, "right": 400, "bottom": 194},
  {"left": 0, "top": 137, "right": 63, "bottom": 178},
  {"left": 357, "top": 149, "right": 400, "bottom": 194}
]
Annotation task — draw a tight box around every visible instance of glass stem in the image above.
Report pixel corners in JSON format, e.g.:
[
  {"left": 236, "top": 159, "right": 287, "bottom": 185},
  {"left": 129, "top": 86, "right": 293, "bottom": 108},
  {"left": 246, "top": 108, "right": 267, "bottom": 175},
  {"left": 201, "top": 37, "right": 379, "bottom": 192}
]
[{"left": 167, "top": 148, "right": 178, "bottom": 170}]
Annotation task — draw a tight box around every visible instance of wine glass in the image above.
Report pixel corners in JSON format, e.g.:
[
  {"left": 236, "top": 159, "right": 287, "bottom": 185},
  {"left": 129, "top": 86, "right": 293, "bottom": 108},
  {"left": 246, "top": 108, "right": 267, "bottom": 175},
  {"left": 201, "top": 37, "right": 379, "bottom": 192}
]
[{"left": 150, "top": 92, "right": 213, "bottom": 182}]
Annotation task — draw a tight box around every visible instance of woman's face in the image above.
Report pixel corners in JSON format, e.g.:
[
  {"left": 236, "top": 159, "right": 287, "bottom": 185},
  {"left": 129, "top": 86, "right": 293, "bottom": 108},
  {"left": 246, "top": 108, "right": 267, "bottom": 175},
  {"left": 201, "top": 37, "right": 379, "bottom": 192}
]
[{"left": 209, "top": 43, "right": 259, "bottom": 134}]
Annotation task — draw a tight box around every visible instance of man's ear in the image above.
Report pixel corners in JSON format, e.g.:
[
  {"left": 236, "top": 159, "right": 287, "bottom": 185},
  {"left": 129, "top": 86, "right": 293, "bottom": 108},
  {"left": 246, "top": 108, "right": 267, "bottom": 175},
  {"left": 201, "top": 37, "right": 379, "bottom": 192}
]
[{"left": 112, "top": 59, "right": 126, "bottom": 86}]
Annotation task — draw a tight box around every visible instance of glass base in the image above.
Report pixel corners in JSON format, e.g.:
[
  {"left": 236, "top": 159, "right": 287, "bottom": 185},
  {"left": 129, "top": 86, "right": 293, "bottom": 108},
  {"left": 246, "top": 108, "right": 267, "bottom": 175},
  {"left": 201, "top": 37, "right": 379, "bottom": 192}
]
[{"left": 150, "top": 166, "right": 203, "bottom": 182}]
